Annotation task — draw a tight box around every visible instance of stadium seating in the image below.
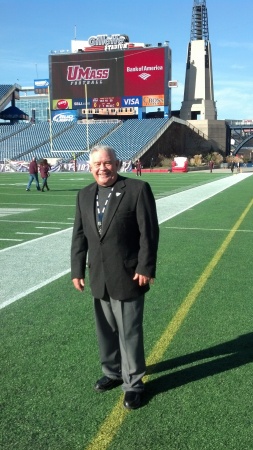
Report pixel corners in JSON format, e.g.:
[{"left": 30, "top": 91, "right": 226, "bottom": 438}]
[
  {"left": 0, "top": 123, "right": 30, "bottom": 140},
  {"left": 82, "top": 118, "right": 169, "bottom": 161},
  {"left": 0, "top": 118, "right": 170, "bottom": 163},
  {"left": 27, "top": 122, "right": 119, "bottom": 161}
]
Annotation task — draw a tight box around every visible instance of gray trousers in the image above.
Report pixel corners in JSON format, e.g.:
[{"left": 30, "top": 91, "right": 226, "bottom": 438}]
[{"left": 93, "top": 294, "right": 146, "bottom": 392}]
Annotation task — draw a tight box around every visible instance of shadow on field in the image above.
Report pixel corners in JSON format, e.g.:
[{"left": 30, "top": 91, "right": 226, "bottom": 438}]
[{"left": 144, "top": 332, "right": 253, "bottom": 402}]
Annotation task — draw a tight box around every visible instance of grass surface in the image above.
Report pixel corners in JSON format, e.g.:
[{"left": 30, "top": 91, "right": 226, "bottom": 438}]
[{"left": 1, "top": 171, "right": 253, "bottom": 450}]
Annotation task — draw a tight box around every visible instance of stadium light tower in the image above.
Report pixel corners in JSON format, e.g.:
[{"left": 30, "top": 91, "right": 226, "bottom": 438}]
[{"left": 180, "top": 0, "right": 217, "bottom": 121}]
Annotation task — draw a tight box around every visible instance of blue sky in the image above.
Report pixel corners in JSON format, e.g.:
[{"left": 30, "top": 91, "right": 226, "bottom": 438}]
[{"left": 0, "top": 0, "right": 253, "bottom": 120}]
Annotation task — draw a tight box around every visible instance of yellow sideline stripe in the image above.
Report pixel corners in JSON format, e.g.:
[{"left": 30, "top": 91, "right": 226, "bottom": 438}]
[
  {"left": 145, "top": 198, "right": 253, "bottom": 368},
  {"left": 85, "top": 198, "right": 253, "bottom": 450}
]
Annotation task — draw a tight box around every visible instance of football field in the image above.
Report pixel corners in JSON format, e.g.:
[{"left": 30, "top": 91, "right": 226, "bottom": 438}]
[{"left": 1, "top": 170, "right": 253, "bottom": 449}]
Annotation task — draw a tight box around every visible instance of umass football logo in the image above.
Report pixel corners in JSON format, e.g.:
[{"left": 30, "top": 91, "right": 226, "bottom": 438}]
[{"left": 67, "top": 66, "right": 110, "bottom": 82}]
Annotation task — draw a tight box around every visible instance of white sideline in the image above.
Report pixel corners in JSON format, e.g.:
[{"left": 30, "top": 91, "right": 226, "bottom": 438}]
[
  {"left": 0, "top": 173, "right": 252, "bottom": 309},
  {"left": 0, "top": 228, "right": 73, "bottom": 309},
  {"left": 157, "top": 172, "right": 252, "bottom": 223}
]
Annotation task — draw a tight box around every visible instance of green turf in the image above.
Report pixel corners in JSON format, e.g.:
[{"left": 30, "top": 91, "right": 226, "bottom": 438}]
[
  {"left": 1, "top": 171, "right": 253, "bottom": 449},
  {"left": 0, "top": 171, "right": 230, "bottom": 249}
]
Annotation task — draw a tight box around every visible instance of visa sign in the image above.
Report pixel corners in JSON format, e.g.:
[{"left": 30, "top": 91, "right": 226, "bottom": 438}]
[{"left": 122, "top": 96, "right": 142, "bottom": 107}]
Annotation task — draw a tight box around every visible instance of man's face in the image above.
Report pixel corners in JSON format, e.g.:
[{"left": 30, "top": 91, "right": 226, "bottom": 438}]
[{"left": 90, "top": 150, "right": 119, "bottom": 186}]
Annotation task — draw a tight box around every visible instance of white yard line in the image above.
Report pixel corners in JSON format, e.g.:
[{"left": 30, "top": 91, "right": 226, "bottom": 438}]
[
  {"left": 35, "top": 227, "right": 62, "bottom": 230},
  {"left": 0, "top": 220, "right": 74, "bottom": 224},
  {"left": 0, "top": 208, "right": 37, "bottom": 218},
  {"left": 0, "top": 228, "right": 73, "bottom": 309},
  {"left": 16, "top": 232, "right": 43, "bottom": 235},
  {"left": 164, "top": 226, "right": 253, "bottom": 233},
  {"left": 0, "top": 238, "right": 23, "bottom": 242},
  {"left": 0, "top": 270, "right": 71, "bottom": 310},
  {"left": 0, "top": 173, "right": 252, "bottom": 310}
]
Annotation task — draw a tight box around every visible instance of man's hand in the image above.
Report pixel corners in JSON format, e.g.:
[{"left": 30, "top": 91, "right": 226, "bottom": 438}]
[
  {"left": 133, "top": 273, "right": 154, "bottom": 286},
  {"left": 72, "top": 278, "right": 85, "bottom": 292}
]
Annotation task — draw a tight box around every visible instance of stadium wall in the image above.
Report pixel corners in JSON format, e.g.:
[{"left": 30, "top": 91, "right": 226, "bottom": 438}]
[{"left": 139, "top": 120, "right": 227, "bottom": 167}]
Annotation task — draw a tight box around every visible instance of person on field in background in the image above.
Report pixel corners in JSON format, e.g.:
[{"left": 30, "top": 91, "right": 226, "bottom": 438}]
[
  {"left": 136, "top": 159, "right": 142, "bottom": 176},
  {"left": 71, "top": 145, "right": 159, "bottom": 410},
  {"left": 26, "top": 157, "right": 41, "bottom": 191},
  {"left": 209, "top": 160, "right": 214, "bottom": 173},
  {"left": 39, "top": 159, "right": 51, "bottom": 192}
]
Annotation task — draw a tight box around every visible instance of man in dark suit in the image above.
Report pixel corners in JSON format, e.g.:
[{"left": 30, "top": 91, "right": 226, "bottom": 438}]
[{"left": 71, "top": 145, "right": 159, "bottom": 410}]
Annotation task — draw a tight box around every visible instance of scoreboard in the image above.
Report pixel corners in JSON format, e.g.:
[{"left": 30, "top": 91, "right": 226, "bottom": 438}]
[{"left": 49, "top": 46, "right": 171, "bottom": 111}]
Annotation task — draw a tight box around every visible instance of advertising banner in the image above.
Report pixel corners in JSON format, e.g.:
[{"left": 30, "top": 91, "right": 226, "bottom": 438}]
[
  {"left": 51, "top": 110, "right": 78, "bottom": 122},
  {"left": 123, "top": 48, "right": 165, "bottom": 96},
  {"left": 34, "top": 79, "right": 49, "bottom": 94},
  {"left": 72, "top": 97, "right": 92, "bottom": 109},
  {"left": 122, "top": 96, "right": 142, "bottom": 107},
  {"left": 52, "top": 99, "right": 72, "bottom": 110},
  {"left": 142, "top": 94, "right": 164, "bottom": 107}
]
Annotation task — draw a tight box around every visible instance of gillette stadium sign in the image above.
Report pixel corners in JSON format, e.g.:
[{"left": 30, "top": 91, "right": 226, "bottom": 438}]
[{"left": 88, "top": 34, "right": 128, "bottom": 49}]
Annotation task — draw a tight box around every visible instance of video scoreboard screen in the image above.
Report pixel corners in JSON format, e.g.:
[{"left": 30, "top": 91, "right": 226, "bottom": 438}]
[{"left": 49, "top": 46, "right": 170, "bottom": 110}]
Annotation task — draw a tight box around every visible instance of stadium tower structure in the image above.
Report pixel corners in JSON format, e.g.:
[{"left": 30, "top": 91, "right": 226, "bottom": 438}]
[{"left": 180, "top": 0, "right": 217, "bottom": 121}]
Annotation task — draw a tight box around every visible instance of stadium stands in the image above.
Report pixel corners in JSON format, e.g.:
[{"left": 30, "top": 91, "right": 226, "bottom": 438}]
[
  {"left": 0, "top": 123, "right": 31, "bottom": 140},
  {"left": 0, "top": 83, "right": 172, "bottom": 165},
  {"left": 95, "top": 118, "right": 169, "bottom": 161},
  {"left": 0, "top": 118, "right": 170, "bottom": 163},
  {"left": 21, "top": 122, "right": 120, "bottom": 161},
  {"left": 0, "top": 122, "right": 74, "bottom": 160}
]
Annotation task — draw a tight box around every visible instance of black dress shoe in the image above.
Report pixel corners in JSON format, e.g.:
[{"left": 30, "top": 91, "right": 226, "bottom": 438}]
[
  {"left": 123, "top": 391, "right": 141, "bottom": 410},
  {"left": 94, "top": 375, "right": 122, "bottom": 392}
]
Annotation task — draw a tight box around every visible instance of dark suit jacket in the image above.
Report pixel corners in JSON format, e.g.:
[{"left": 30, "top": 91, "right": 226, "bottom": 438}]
[{"left": 71, "top": 175, "right": 159, "bottom": 300}]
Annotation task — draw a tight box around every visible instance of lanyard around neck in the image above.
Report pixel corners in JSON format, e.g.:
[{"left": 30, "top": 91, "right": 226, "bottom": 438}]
[{"left": 96, "top": 186, "right": 114, "bottom": 234}]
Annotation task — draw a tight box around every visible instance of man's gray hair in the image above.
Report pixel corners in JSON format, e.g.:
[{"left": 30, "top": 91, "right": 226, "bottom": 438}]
[{"left": 90, "top": 145, "right": 118, "bottom": 161}]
